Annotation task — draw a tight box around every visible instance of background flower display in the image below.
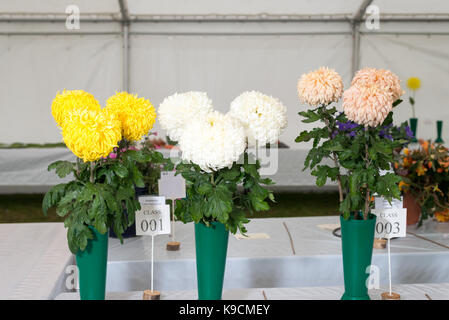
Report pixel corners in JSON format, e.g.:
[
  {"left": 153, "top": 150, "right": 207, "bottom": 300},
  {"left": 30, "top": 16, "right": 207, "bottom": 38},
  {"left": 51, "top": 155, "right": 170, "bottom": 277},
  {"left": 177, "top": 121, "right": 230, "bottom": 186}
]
[
  {"left": 395, "top": 140, "right": 449, "bottom": 225},
  {"left": 406, "top": 76, "right": 421, "bottom": 142}
]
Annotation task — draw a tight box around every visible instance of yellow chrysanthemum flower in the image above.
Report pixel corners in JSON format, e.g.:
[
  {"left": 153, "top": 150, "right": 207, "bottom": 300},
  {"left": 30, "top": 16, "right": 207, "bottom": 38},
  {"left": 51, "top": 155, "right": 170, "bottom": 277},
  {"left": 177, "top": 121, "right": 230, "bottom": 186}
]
[
  {"left": 51, "top": 90, "right": 101, "bottom": 127},
  {"left": 105, "top": 92, "right": 156, "bottom": 142},
  {"left": 62, "top": 108, "right": 122, "bottom": 162},
  {"left": 407, "top": 77, "right": 421, "bottom": 91}
]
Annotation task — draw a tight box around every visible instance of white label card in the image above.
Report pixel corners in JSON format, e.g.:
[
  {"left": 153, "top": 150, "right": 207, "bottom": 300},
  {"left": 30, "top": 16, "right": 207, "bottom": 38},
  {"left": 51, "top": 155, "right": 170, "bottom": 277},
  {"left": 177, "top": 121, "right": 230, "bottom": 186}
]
[
  {"left": 135, "top": 204, "right": 171, "bottom": 236},
  {"left": 375, "top": 196, "right": 403, "bottom": 210},
  {"left": 158, "top": 171, "right": 186, "bottom": 199},
  {"left": 139, "top": 195, "right": 165, "bottom": 206},
  {"left": 372, "top": 208, "right": 407, "bottom": 239}
]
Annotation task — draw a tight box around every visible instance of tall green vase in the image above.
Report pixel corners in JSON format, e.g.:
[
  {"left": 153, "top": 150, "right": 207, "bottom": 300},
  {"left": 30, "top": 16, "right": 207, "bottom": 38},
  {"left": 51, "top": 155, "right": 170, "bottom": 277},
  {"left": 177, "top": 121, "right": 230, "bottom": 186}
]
[
  {"left": 436, "top": 120, "right": 444, "bottom": 144},
  {"left": 194, "top": 221, "right": 229, "bottom": 300},
  {"left": 76, "top": 227, "right": 109, "bottom": 300},
  {"left": 340, "top": 212, "right": 376, "bottom": 300},
  {"left": 409, "top": 118, "right": 418, "bottom": 143}
]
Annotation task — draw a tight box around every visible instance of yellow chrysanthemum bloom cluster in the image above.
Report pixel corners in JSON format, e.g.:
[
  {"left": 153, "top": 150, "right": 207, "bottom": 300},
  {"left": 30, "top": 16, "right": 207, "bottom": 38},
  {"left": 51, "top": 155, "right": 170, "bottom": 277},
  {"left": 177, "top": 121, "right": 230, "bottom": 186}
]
[
  {"left": 407, "top": 77, "right": 421, "bottom": 91},
  {"left": 105, "top": 92, "right": 156, "bottom": 142},
  {"left": 62, "top": 107, "right": 122, "bottom": 162},
  {"left": 51, "top": 90, "right": 101, "bottom": 127}
]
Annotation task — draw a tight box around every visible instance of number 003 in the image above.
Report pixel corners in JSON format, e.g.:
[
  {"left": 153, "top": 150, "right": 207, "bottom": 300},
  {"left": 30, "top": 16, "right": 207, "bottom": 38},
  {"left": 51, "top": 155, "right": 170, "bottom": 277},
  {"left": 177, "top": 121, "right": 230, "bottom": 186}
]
[
  {"left": 141, "top": 219, "right": 163, "bottom": 232},
  {"left": 376, "top": 221, "right": 400, "bottom": 235}
]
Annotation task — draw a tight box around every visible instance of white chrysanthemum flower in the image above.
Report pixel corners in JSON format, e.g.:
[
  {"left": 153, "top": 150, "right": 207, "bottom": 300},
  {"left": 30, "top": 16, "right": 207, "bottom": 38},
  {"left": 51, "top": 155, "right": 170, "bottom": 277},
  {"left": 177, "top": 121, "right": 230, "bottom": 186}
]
[
  {"left": 229, "top": 91, "right": 287, "bottom": 146},
  {"left": 158, "top": 91, "right": 213, "bottom": 141},
  {"left": 179, "top": 111, "right": 246, "bottom": 172}
]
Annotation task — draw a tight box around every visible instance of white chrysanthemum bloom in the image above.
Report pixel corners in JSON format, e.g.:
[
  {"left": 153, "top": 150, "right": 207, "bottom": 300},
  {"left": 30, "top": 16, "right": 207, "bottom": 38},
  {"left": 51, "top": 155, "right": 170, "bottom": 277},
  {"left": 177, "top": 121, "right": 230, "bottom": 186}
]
[
  {"left": 158, "top": 91, "right": 213, "bottom": 141},
  {"left": 179, "top": 111, "right": 246, "bottom": 172},
  {"left": 229, "top": 91, "right": 288, "bottom": 146}
]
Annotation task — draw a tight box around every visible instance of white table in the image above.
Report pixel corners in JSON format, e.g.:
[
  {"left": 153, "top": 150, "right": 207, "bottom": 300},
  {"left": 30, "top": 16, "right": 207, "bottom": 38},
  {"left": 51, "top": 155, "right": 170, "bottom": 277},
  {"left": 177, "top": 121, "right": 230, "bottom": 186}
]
[
  {"left": 0, "top": 223, "right": 73, "bottom": 300},
  {"left": 106, "top": 217, "right": 449, "bottom": 292},
  {"left": 56, "top": 282, "right": 449, "bottom": 300},
  {"left": 2, "top": 217, "right": 449, "bottom": 299}
]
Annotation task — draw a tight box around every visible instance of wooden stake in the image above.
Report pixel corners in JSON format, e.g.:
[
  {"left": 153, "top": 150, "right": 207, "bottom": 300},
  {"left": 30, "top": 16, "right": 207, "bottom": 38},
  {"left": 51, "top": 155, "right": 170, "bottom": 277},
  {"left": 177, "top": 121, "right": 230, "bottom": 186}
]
[
  {"left": 143, "top": 290, "right": 161, "bottom": 300},
  {"left": 373, "top": 238, "right": 387, "bottom": 249},
  {"left": 166, "top": 199, "right": 181, "bottom": 251},
  {"left": 381, "top": 292, "right": 400, "bottom": 300},
  {"left": 166, "top": 241, "right": 180, "bottom": 251}
]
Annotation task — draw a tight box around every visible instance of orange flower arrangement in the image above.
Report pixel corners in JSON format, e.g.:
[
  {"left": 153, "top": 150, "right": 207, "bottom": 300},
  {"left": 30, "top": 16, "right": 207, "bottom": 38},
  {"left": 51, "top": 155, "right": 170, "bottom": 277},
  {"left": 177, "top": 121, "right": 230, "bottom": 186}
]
[
  {"left": 395, "top": 140, "right": 449, "bottom": 223},
  {"left": 435, "top": 209, "right": 449, "bottom": 222}
]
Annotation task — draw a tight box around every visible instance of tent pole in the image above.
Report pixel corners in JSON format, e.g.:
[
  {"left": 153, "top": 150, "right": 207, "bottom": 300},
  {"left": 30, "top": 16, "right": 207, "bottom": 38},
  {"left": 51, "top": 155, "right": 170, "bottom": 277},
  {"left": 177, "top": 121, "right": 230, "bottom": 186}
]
[
  {"left": 351, "top": 22, "right": 361, "bottom": 76},
  {"left": 118, "top": 0, "right": 130, "bottom": 92},
  {"left": 350, "top": 0, "right": 373, "bottom": 76},
  {"left": 123, "top": 23, "right": 130, "bottom": 92}
]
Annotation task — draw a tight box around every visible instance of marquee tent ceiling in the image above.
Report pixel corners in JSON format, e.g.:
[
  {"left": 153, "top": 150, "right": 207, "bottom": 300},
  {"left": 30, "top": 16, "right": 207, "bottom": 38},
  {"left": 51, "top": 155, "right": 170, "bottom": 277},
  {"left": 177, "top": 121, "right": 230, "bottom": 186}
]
[{"left": 0, "top": 0, "right": 448, "bottom": 21}]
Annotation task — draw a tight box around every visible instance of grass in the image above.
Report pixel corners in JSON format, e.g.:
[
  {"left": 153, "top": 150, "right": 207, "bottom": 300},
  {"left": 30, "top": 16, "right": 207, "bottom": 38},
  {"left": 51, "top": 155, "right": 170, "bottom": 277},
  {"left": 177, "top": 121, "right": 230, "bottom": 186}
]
[{"left": 0, "top": 192, "right": 339, "bottom": 224}]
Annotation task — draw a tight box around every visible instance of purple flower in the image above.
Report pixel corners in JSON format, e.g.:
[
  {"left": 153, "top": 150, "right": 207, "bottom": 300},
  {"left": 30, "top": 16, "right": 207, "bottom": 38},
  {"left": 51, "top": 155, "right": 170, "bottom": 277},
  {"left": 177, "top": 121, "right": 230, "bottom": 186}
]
[
  {"left": 335, "top": 120, "right": 359, "bottom": 138},
  {"left": 405, "top": 126, "right": 414, "bottom": 139}
]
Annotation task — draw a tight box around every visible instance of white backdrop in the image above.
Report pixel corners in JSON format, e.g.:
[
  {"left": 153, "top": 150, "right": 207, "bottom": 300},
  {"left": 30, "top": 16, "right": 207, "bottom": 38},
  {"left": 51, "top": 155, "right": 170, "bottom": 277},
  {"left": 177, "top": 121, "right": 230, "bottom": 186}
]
[{"left": 0, "top": 2, "right": 449, "bottom": 147}]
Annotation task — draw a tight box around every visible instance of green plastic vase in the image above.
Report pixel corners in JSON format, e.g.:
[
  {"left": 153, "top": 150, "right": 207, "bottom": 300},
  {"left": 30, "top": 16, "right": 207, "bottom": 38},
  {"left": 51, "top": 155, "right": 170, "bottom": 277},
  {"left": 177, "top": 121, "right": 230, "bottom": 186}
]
[
  {"left": 340, "top": 212, "right": 376, "bottom": 300},
  {"left": 409, "top": 118, "right": 418, "bottom": 143},
  {"left": 194, "top": 221, "right": 229, "bottom": 300},
  {"left": 76, "top": 227, "right": 109, "bottom": 300},
  {"left": 436, "top": 120, "right": 444, "bottom": 144}
]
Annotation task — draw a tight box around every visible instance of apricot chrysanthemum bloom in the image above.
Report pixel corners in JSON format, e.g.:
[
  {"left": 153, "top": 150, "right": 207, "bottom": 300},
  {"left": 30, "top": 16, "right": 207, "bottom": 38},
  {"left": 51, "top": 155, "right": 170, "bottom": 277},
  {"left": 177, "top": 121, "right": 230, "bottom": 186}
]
[
  {"left": 351, "top": 68, "right": 404, "bottom": 101},
  {"left": 106, "top": 92, "right": 156, "bottom": 142},
  {"left": 62, "top": 108, "right": 122, "bottom": 162},
  {"left": 297, "top": 67, "right": 343, "bottom": 106},
  {"left": 51, "top": 90, "right": 101, "bottom": 127},
  {"left": 342, "top": 84, "right": 393, "bottom": 127},
  {"left": 407, "top": 77, "right": 421, "bottom": 91}
]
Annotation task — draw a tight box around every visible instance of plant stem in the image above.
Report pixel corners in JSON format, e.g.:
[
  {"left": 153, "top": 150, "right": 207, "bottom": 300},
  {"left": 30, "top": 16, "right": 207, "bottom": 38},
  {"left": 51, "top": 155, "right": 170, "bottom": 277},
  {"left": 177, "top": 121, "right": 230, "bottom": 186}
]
[
  {"left": 90, "top": 162, "right": 95, "bottom": 183},
  {"left": 364, "top": 132, "right": 370, "bottom": 220},
  {"left": 321, "top": 108, "right": 344, "bottom": 203}
]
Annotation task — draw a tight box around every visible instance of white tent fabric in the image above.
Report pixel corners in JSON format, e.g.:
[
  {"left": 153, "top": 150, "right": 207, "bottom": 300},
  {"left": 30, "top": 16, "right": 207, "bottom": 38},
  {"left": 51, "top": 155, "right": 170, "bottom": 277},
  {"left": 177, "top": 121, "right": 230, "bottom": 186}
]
[{"left": 0, "top": 1, "right": 448, "bottom": 146}]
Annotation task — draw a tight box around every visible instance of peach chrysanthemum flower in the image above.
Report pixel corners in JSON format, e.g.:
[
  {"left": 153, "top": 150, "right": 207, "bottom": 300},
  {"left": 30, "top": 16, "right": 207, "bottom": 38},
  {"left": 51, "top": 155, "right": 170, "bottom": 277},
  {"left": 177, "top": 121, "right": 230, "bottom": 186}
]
[
  {"left": 342, "top": 84, "right": 393, "bottom": 127},
  {"left": 297, "top": 67, "right": 343, "bottom": 106},
  {"left": 351, "top": 68, "right": 404, "bottom": 101}
]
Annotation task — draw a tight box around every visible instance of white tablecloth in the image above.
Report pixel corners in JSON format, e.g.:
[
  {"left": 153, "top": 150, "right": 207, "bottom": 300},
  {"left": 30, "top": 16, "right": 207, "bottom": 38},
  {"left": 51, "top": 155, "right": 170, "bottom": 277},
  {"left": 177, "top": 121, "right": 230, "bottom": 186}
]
[
  {"left": 2, "top": 217, "right": 449, "bottom": 299},
  {"left": 0, "top": 223, "right": 73, "bottom": 300},
  {"left": 56, "top": 282, "right": 449, "bottom": 300},
  {"left": 106, "top": 217, "right": 449, "bottom": 292}
]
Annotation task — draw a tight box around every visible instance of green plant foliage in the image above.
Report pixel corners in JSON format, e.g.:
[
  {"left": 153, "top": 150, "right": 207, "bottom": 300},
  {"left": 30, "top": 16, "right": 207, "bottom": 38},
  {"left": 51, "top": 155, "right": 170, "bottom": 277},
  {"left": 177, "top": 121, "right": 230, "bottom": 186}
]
[
  {"left": 138, "top": 135, "right": 175, "bottom": 194},
  {"left": 296, "top": 102, "right": 411, "bottom": 220},
  {"left": 174, "top": 156, "right": 275, "bottom": 234},
  {"left": 43, "top": 148, "right": 150, "bottom": 254}
]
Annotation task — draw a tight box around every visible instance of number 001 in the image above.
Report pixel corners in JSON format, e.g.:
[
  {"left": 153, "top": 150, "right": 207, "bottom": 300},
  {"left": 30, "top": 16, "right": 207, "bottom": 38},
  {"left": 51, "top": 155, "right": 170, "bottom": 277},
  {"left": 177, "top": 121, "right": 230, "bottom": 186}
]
[{"left": 141, "top": 219, "right": 163, "bottom": 232}]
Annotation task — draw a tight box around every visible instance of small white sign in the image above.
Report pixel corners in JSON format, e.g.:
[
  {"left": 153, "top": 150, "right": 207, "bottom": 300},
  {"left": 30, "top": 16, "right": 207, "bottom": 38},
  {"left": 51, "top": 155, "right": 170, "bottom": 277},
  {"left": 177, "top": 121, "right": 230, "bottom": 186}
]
[
  {"left": 158, "top": 171, "right": 186, "bottom": 199},
  {"left": 139, "top": 195, "right": 165, "bottom": 206},
  {"left": 372, "top": 208, "right": 407, "bottom": 239},
  {"left": 135, "top": 204, "right": 171, "bottom": 236},
  {"left": 375, "top": 196, "right": 403, "bottom": 210}
]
